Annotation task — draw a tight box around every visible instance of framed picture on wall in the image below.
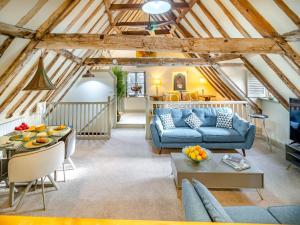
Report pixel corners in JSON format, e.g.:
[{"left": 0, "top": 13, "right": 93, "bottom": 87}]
[{"left": 173, "top": 72, "right": 187, "bottom": 91}]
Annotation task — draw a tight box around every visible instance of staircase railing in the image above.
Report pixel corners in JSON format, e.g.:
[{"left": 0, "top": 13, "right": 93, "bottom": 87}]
[{"left": 43, "top": 96, "right": 116, "bottom": 139}]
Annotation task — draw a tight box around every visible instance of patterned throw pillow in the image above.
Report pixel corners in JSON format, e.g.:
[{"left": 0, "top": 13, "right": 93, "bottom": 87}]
[
  {"left": 216, "top": 111, "right": 233, "bottom": 128},
  {"left": 159, "top": 113, "right": 175, "bottom": 129},
  {"left": 184, "top": 113, "right": 203, "bottom": 129}
]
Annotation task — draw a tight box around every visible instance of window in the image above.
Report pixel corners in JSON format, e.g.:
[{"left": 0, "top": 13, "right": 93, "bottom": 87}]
[
  {"left": 247, "top": 73, "right": 267, "bottom": 98},
  {"left": 127, "top": 72, "right": 146, "bottom": 97}
]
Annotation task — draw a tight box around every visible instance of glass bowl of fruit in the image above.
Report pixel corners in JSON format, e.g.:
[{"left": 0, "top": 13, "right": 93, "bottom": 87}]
[{"left": 182, "top": 145, "right": 211, "bottom": 163}]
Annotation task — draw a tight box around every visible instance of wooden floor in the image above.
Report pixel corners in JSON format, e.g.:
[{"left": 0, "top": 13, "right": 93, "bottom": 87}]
[{"left": 0, "top": 128, "right": 299, "bottom": 220}]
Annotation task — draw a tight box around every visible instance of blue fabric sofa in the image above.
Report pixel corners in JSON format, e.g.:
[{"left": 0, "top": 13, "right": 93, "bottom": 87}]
[
  {"left": 150, "top": 108, "right": 256, "bottom": 155},
  {"left": 182, "top": 179, "right": 300, "bottom": 224}
]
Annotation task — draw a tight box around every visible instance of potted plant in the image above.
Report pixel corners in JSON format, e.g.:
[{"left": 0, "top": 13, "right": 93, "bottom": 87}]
[{"left": 112, "top": 66, "right": 127, "bottom": 122}]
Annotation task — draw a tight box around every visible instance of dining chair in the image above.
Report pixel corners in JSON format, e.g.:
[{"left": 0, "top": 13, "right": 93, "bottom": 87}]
[
  {"left": 62, "top": 129, "right": 76, "bottom": 182},
  {"left": 8, "top": 141, "right": 65, "bottom": 210}
]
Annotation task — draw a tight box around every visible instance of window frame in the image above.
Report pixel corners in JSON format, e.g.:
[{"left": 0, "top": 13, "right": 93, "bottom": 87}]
[{"left": 126, "top": 71, "right": 146, "bottom": 98}]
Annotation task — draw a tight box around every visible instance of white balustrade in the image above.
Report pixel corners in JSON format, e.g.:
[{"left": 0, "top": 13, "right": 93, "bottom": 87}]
[{"left": 43, "top": 96, "right": 116, "bottom": 140}]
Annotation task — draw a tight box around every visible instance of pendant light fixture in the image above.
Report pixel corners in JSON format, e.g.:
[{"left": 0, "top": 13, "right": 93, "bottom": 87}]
[
  {"left": 23, "top": 55, "right": 55, "bottom": 90},
  {"left": 82, "top": 69, "right": 95, "bottom": 78},
  {"left": 142, "top": 0, "right": 171, "bottom": 14}
]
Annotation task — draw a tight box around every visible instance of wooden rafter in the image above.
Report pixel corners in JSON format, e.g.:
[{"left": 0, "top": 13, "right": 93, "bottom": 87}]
[
  {"left": 282, "top": 29, "right": 300, "bottom": 42},
  {"left": 230, "top": 0, "right": 300, "bottom": 69},
  {"left": 85, "top": 57, "right": 209, "bottom": 66},
  {"left": 122, "top": 30, "right": 170, "bottom": 35},
  {"left": 0, "top": 37, "right": 12, "bottom": 58},
  {"left": 0, "top": 21, "right": 36, "bottom": 39},
  {"left": 215, "top": 0, "right": 300, "bottom": 106},
  {"left": 0, "top": 0, "right": 48, "bottom": 58},
  {"left": 115, "top": 21, "right": 174, "bottom": 27},
  {"left": 241, "top": 57, "right": 289, "bottom": 109},
  {"left": 0, "top": 0, "right": 9, "bottom": 10},
  {"left": 16, "top": 0, "right": 49, "bottom": 27},
  {"left": 273, "top": 0, "right": 300, "bottom": 29},
  {"left": 0, "top": 0, "right": 79, "bottom": 98},
  {"left": 37, "top": 34, "right": 282, "bottom": 54}
]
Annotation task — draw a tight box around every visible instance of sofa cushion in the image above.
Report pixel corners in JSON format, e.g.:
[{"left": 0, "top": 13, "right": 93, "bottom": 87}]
[
  {"left": 193, "top": 179, "right": 233, "bottom": 223},
  {"left": 182, "top": 179, "right": 211, "bottom": 222},
  {"left": 159, "top": 113, "right": 175, "bottom": 129},
  {"left": 268, "top": 205, "right": 300, "bottom": 224},
  {"left": 192, "top": 108, "right": 233, "bottom": 127},
  {"left": 233, "top": 114, "right": 250, "bottom": 137},
  {"left": 198, "top": 127, "right": 245, "bottom": 143},
  {"left": 161, "top": 128, "right": 202, "bottom": 143},
  {"left": 184, "top": 113, "right": 203, "bottom": 129},
  {"left": 155, "top": 108, "right": 192, "bottom": 127},
  {"left": 216, "top": 111, "right": 233, "bottom": 129},
  {"left": 225, "top": 206, "right": 279, "bottom": 224}
]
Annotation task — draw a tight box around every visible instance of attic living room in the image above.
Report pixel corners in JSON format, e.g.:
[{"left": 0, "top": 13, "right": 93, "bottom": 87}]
[{"left": 0, "top": 0, "right": 300, "bottom": 225}]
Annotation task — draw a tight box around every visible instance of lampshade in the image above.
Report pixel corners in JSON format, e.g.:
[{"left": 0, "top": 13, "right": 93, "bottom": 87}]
[
  {"left": 82, "top": 69, "right": 95, "bottom": 78},
  {"left": 142, "top": 0, "right": 171, "bottom": 14},
  {"left": 199, "top": 77, "right": 206, "bottom": 84},
  {"left": 153, "top": 79, "right": 161, "bottom": 86},
  {"left": 23, "top": 57, "right": 55, "bottom": 90}
]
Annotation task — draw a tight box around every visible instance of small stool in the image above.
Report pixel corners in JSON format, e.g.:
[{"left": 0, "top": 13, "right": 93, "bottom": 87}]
[{"left": 250, "top": 114, "right": 272, "bottom": 150}]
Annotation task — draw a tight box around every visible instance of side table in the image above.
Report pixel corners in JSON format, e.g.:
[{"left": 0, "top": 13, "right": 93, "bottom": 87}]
[{"left": 250, "top": 114, "right": 272, "bottom": 150}]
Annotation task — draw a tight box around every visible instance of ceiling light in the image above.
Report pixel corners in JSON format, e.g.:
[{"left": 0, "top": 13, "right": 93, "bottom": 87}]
[
  {"left": 142, "top": 0, "right": 171, "bottom": 14},
  {"left": 23, "top": 56, "right": 55, "bottom": 90}
]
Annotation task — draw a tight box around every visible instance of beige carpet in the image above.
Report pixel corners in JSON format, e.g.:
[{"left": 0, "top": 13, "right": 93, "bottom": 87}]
[{"left": 0, "top": 128, "right": 299, "bottom": 220}]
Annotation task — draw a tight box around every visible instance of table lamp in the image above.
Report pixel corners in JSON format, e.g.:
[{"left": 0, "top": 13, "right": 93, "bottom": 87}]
[
  {"left": 199, "top": 77, "right": 206, "bottom": 95},
  {"left": 153, "top": 78, "right": 162, "bottom": 96}
]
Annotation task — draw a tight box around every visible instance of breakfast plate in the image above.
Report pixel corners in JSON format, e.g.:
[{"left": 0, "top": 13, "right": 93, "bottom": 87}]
[{"left": 23, "top": 137, "right": 54, "bottom": 149}]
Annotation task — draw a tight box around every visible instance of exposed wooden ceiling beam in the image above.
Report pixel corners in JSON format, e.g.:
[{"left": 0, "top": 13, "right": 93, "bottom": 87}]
[
  {"left": 175, "top": 0, "right": 197, "bottom": 23},
  {"left": 103, "top": 0, "right": 121, "bottom": 34},
  {"left": 37, "top": 34, "right": 283, "bottom": 54},
  {"left": 53, "top": 49, "right": 83, "bottom": 64},
  {"left": 116, "top": 21, "right": 174, "bottom": 27},
  {"left": 273, "top": 0, "right": 300, "bottom": 29},
  {"left": 0, "top": 0, "right": 79, "bottom": 98},
  {"left": 84, "top": 57, "right": 210, "bottom": 66},
  {"left": 241, "top": 56, "right": 289, "bottom": 110},
  {"left": 0, "top": 21, "right": 36, "bottom": 39},
  {"left": 282, "top": 29, "right": 300, "bottom": 42},
  {"left": 0, "top": 0, "right": 9, "bottom": 11},
  {"left": 122, "top": 30, "right": 170, "bottom": 35},
  {"left": 109, "top": 3, "right": 189, "bottom": 11},
  {"left": 230, "top": 0, "right": 300, "bottom": 69}
]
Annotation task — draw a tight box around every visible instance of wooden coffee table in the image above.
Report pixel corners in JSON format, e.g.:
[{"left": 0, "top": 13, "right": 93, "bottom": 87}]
[{"left": 171, "top": 152, "right": 264, "bottom": 199}]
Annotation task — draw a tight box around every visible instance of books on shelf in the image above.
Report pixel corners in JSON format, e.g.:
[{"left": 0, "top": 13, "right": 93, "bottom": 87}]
[{"left": 222, "top": 154, "right": 250, "bottom": 171}]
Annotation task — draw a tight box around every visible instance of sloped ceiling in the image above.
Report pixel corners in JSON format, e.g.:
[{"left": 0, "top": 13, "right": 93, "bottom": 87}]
[{"left": 0, "top": 0, "right": 299, "bottom": 121}]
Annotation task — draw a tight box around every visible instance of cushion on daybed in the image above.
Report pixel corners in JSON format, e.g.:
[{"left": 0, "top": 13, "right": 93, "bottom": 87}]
[
  {"left": 198, "top": 127, "right": 245, "bottom": 143},
  {"left": 225, "top": 206, "right": 279, "bottom": 224},
  {"left": 160, "top": 128, "right": 202, "bottom": 143},
  {"left": 182, "top": 179, "right": 211, "bottom": 222},
  {"left": 268, "top": 205, "right": 300, "bottom": 224},
  {"left": 192, "top": 179, "right": 233, "bottom": 223}
]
